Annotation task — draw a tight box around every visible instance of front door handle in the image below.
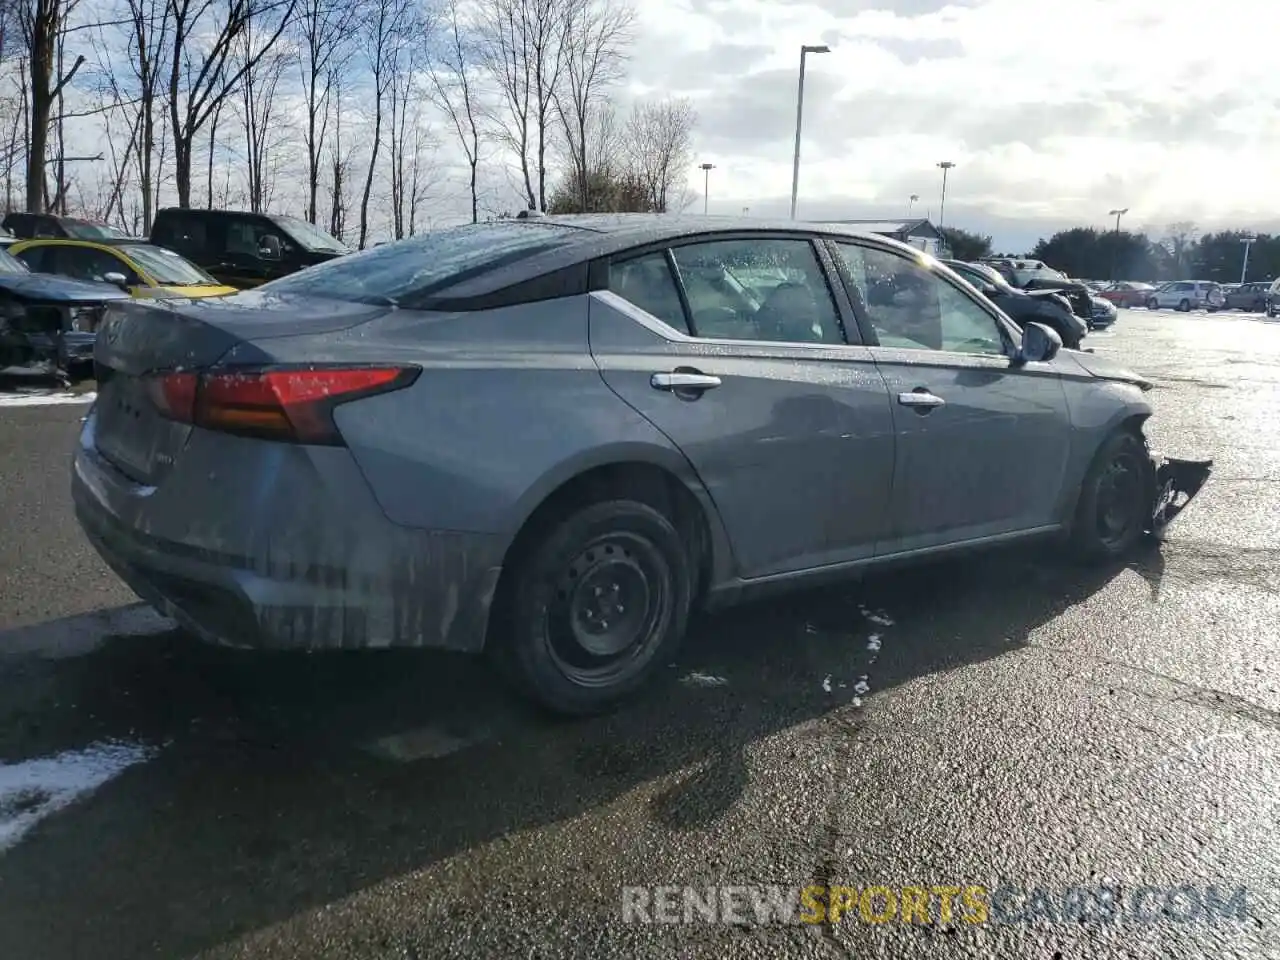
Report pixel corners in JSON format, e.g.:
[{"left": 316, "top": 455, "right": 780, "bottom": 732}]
[
  {"left": 897, "top": 388, "right": 945, "bottom": 413},
  {"left": 651, "top": 371, "right": 722, "bottom": 392}
]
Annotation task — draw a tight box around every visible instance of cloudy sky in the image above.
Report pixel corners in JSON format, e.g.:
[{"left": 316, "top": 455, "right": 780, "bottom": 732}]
[{"left": 626, "top": 0, "right": 1278, "bottom": 250}]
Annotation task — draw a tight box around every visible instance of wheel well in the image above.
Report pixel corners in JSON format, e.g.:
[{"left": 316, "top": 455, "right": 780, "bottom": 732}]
[{"left": 487, "top": 462, "right": 715, "bottom": 647}]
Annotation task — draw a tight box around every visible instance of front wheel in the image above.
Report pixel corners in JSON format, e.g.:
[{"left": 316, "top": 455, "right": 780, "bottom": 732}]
[
  {"left": 493, "top": 498, "right": 692, "bottom": 715},
  {"left": 1146, "top": 297, "right": 1159, "bottom": 310},
  {"left": 1070, "top": 431, "right": 1151, "bottom": 562}
]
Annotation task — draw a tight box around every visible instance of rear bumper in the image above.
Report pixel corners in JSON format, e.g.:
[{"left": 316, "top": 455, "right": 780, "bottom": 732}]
[{"left": 72, "top": 420, "right": 506, "bottom": 654}]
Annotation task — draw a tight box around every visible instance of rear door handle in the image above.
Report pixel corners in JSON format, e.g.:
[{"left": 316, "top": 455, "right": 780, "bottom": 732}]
[
  {"left": 898, "top": 389, "right": 945, "bottom": 411},
  {"left": 651, "top": 372, "right": 722, "bottom": 392}
]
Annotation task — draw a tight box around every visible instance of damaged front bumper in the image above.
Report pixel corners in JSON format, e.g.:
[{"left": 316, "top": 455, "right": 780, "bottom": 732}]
[{"left": 1146, "top": 455, "right": 1213, "bottom": 534}]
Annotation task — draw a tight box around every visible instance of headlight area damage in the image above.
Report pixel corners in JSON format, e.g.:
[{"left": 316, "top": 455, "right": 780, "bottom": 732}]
[{"left": 1146, "top": 454, "right": 1213, "bottom": 534}]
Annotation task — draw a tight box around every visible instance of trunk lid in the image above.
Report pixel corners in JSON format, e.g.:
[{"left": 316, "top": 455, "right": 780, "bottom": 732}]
[{"left": 92, "top": 291, "right": 387, "bottom": 484}]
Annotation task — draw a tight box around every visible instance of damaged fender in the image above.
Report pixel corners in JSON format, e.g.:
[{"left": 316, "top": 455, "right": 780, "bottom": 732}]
[{"left": 1145, "top": 454, "right": 1213, "bottom": 534}]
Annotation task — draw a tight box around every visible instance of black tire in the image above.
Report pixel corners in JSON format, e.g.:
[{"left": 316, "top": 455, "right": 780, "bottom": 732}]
[
  {"left": 1146, "top": 297, "right": 1159, "bottom": 310},
  {"left": 493, "top": 498, "right": 692, "bottom": 715},
  {"left": 1178, "top": 298, "right": 1191, "bottom": 312},
  {"left": 1070, "top": 430, "right": 1151, "bottom": 563}
]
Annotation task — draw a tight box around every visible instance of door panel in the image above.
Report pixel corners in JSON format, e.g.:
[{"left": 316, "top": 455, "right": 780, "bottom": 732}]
[
  {"left": 872, "top": 349, "right": 1071, "bottom": 550},
  {"left": 589, "top": 290, "right": 896, "bottom": 578},
  {"left": 832, "top": 239, "right": 1072, "bottom": 552}
]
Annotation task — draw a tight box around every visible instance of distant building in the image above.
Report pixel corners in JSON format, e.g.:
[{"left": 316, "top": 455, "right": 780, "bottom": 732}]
[{"left": 821, "top": 218, "right": 944, "bottom": 256}]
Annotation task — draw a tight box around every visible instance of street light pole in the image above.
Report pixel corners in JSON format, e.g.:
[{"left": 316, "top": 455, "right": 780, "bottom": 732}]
[
  {"left": 699, "top": 162, "right": 715, "bottom": 215},
  {"left": 1108, "top": 207, "right": 1128, "bottom": 281},
  {"left": 1241, "top": 235, "right": 1257, "bottom": 284},
  {"left": 789, "top": 43, "right": 831, "bottom": 220},
  {"left": 908, "top": 194, "right": 919, "bottom": 216},
  {"left": 936, "top": 161, "right": 954, "bottom": 231}
]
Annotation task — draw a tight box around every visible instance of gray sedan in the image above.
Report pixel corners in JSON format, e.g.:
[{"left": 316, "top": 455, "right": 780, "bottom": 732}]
[{"left": 73, "top": 216, "right": 1211, "bottom": 714}]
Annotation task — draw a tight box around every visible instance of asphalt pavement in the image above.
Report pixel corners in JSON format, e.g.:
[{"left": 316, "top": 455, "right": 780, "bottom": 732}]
[{"left": 0, "top": 309, "right": 1278, "bottom": 959}]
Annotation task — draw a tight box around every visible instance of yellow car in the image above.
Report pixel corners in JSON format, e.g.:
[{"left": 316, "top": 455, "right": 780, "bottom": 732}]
[{"left": 8, "top": 238, "right": 238, "bottom": 299}]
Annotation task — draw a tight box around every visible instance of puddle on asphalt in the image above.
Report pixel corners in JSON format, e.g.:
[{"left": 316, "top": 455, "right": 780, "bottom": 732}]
[{"left": 0, "top": 739, "right": 158, "bottom": 852}]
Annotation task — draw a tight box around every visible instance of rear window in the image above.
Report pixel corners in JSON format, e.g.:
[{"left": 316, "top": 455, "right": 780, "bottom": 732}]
[{"left": 259, "top": 222, "right": 579, "bottom": 305}]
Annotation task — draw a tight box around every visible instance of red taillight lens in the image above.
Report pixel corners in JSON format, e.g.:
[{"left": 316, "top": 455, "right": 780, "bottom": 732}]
[{"left": 148, "top": 365, "right": 418, "bottom": 445}]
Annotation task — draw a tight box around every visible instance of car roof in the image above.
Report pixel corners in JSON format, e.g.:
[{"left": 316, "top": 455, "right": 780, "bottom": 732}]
[
  {"left": 410, "top": 214, "right": 925, "bottom": 306},
  {"left": 14, "top": 237, "right": 147, "bottom": 248}
]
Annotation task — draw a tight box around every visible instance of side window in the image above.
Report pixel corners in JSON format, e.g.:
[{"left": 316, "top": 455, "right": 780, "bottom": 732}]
[
  {"left": 225, "top": 217, "right": 263, "bottom": 256},
  {"left": 606, "top": 253, "right": 690, "bottom": 334},
  {"left": 52, "top": 247, "right": 134, "bottom": 284},
  {"left": 156, "top": 215, "right": 206, "bottom": 256},
  {"left": 13, "top": 246, "right": 46, "bottom": 272},
  {"left": 836, "top": 242, "right": 1005, "bottom": 355},
  {"left": 669, "top": 237, "right": 843, "bottom": 344}
]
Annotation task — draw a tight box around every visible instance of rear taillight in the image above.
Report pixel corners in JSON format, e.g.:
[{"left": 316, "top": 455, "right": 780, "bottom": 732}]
[{"left": 145, "top": 365, "right": 418, "bottom": 445}]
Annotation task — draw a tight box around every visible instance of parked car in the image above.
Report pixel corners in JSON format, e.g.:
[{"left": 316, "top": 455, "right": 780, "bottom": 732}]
[
  {"left": 9, "top": 239, "right": 237, "bottom": 300},
  {"left": 940, "top": 259, "right": 1087, "bottom": 348},
  {"left": 1267, "top": 279, "right": 1280, "bottom": 318},
  {"left": 1146, "top": 281, "right": 1225, "bottom": 312},
  {"left": 0, "top": 245, "right": 131, "bottom": 379},
  {"left": 2, "top": 212, "right": 134, "bottom": 241},
  {"left": 979, "top": 257, "right": 1065, "bottom": 287},
  {"left": 74, "top": 216, "right": 1212, "bottom": 714},
  {"left": 1088, "top": 293, "right": 1118, "bottom": 329},
  {"left": 1098, "top": 281, "right": 1154, "bottom": 309},
  {"left": 149, "top": 208, "right": 351, "bottom": 289},
  {"left": 1224, "top": 281, "right": 1269, "bottom": 312}
]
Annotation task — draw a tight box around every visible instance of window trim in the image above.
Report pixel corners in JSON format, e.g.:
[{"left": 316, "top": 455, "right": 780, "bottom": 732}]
[
  {"left": 825, "top": 236, "right": 1020, "bottom": 357},
  {"left": 598, "top": 230, "right": 858, "bottom": 349}
]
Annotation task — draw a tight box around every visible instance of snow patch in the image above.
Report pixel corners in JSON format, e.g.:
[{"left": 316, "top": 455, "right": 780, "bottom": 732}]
[
  {"left": 822, "top": 675, "right": 833, "bottom": 693},
  {"left": 0, "top": 740, "right": 157, "bottom": 852},
  {"left": 0, "top": 390, "right": 96, "bottom": 408},
  {"left": 866, "top": 633, "right": 882, "bottom": 652},
  {"left": 680, "top": 671, "right": 728, "bottom": 688}
]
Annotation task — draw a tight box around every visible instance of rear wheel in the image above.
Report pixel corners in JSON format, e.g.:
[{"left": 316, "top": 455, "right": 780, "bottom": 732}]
[
  {"left": 1178, "top": 298, "right": 1191, "bottom": 312},
  {"left": 493, "top": 498, "right": 692, "bottom": 715},
  {"left": 1070, "top": 430, "right": 1150, "bottom": 562}
]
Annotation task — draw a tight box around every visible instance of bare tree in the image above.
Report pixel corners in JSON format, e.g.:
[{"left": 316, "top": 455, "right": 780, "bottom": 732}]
[
  {"left": 554, "top": 0, "right": 631, "bottom": 211},
  {"left": 167, "top": 0, "right": 297, "bottom": 208},
  {"left": 479, "top": 0, "right": 573, "bottom": 212},
  {"left": 294, "top": 0, "right": 352, "bottom": 223},
  {"left": 234, "top": 17, "right": 288, "bottom": 211},
  {"left": 356, "top": 0, "right": 415, "bottom": 248},
  {"left": 326, "top": 71, "right": 350, "bottom": 239},
  {"left": 108, "top": 0, "right": 171, "bottom": 230},
  {"left": 624, "top": 96, "right": 695, "bottom": 213},
  {"left": 428, "top": 0, "right": 484, "bottom": 223},
  {"left": 18, "top": 0, "right": 87, "bottom": 212},
  {"left": 1161, "top": 221, "right": 1200, "bottom": 277}
]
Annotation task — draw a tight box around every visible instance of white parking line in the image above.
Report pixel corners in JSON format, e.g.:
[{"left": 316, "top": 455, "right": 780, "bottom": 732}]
[{"left": 0, "top": 391, "right": 96, "bottom": 408}]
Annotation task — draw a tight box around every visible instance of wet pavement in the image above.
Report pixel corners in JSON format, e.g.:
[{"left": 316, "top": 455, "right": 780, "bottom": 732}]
[{"left": 0, "top": 309, "right": 1278, "bottom": 959}]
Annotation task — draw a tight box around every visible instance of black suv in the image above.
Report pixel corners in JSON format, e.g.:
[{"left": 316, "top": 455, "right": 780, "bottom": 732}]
[{"left": 149, "top": 208, "right": 350, "bottom": 289}]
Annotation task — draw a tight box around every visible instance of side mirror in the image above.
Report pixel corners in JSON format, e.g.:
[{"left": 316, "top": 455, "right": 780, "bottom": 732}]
[
  {"left": 1017, "top": 321, "right": 1062, "bottom": 363},
  {"left": 258, "top": 234, "right": 282, "bottom": 260},
  {"left": 102, "top": 271, "right": 129, "bottom": 290}
]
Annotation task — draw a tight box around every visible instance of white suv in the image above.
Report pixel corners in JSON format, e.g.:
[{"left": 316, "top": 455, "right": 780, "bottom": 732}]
[
  {"left": 1146, "top": 281, "right": 1225, "bottom": 312},
  {"left": 1267, "top": 279, "right": 1280, "bottom": 317}
]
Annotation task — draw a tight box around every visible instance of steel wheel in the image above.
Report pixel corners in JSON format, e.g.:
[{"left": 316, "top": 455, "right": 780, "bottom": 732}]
[{"left": 544, "top": 530, "right": 672, "bottom": 688}]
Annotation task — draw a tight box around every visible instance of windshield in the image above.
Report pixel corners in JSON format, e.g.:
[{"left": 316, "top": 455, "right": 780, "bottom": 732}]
[
  {"left": 119, "top": 244, "right": 217, "bottom": 285},
  {"left": 951, "top": 261, "right": 1013, "bottom": 293},
  {"left": 272, "top": 215, "right": 350, "bottom": 254},
  {"left": 64, "top": 220, "right": 132, "bottom": 241},
  {"left": 260, "top": 222, "right": 578, "bottom": 305},
  {"left": 0, "top": 248, "right": 29, "bottom": 274}
]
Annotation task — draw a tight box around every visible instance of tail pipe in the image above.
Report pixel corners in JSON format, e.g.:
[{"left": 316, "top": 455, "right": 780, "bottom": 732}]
[{"left": 1145, "top": 455, "right": 1213, "bottom": 534}]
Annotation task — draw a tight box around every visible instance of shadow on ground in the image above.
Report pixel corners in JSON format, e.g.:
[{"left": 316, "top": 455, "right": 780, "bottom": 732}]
[{"left": 0, "top": 540, "right": 1163, "bottom": 959}]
